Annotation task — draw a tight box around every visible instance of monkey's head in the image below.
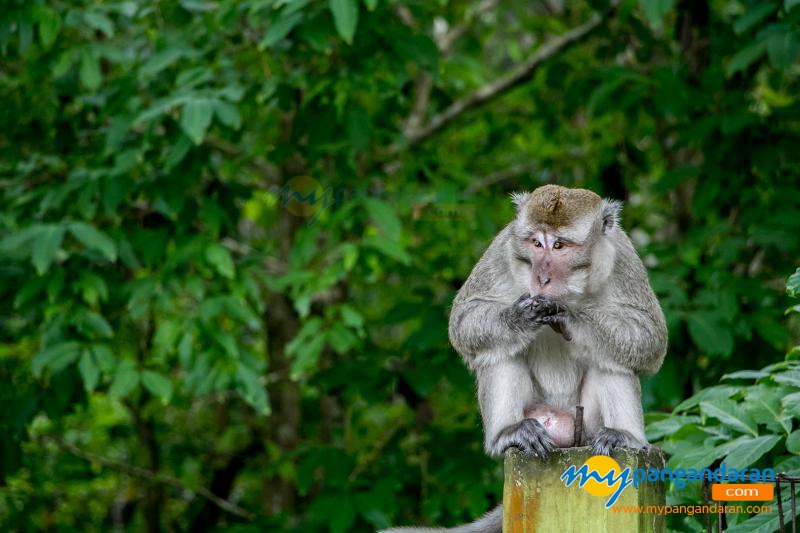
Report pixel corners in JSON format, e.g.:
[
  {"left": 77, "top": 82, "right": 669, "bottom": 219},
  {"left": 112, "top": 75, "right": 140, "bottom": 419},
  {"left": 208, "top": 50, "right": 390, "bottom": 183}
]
[{"left": 510, "top": 184, "right": 621, "bottom": 301}]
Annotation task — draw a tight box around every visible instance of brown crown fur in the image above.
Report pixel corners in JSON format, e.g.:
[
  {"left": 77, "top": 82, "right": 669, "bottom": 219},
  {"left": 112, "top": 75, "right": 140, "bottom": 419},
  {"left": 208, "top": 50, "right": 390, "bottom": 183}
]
[{"left": 525, "top": 185, "right": 601, "bottom": 228}]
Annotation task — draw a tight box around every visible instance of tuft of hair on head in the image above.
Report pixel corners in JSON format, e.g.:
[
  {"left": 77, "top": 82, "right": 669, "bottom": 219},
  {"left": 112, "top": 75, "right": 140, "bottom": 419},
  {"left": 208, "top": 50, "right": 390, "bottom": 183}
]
[
  {"left": 601, "top": 199, "right": 622, "bottom": 233},
  {"left": 510, "top": 191, "right": 530, "bottom": 211},
  {"left": 527, "top": 184, "right": 601, "bottom": 228}
]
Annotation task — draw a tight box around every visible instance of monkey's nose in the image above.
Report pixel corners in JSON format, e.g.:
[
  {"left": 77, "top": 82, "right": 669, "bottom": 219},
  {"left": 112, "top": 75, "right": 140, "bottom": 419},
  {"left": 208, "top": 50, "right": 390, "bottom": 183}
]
[{"left": 538, "top": 274, "right": 550, "bottom": 286}]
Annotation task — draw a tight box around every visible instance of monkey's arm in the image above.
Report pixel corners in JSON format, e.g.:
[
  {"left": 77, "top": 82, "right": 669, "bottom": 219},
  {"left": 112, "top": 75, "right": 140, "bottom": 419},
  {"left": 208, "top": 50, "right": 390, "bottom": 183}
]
[
  {"left": 448, "top": 293, "right": 540, "bottom": 368},
  {"left": 567, "top": 295, "right": 667, "bottom": 375},
  {"left": 448, "top": 228, "right": 548, "bottom": 369}
]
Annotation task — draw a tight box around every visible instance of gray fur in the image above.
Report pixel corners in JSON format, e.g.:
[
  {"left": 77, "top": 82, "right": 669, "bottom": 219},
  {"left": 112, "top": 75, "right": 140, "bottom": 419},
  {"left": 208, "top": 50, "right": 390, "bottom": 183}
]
[{"left": 379, "top": 505, "right": 502, "bottom": 533}]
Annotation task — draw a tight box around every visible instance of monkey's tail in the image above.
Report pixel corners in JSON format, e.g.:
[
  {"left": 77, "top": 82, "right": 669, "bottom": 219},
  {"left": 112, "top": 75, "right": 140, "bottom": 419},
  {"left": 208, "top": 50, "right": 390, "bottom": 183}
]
[{"left": 378, "top": 504, "right": 502, "bottom": 533}]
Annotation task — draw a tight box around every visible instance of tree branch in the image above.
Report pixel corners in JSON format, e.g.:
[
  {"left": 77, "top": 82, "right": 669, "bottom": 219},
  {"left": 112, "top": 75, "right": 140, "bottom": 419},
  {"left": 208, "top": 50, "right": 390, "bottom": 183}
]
[
  {"left": 45, "top": 436, "right": 255, "bottom": 521},
  {"left": 402, "top": 0, "right": 500, "bottom": 138},
  {"left": 390, "top": 12, "right": 604, "bottom": 154}
]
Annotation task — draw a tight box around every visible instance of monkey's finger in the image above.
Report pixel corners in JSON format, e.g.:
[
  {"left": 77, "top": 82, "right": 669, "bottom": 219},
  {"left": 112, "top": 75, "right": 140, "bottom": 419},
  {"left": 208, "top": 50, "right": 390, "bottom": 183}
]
[
  {"left": 519, "top": 419, "right": 556, "bottom": 458},
  {"left": 529, "top": 434, "right": 555, "bottom": 458}
]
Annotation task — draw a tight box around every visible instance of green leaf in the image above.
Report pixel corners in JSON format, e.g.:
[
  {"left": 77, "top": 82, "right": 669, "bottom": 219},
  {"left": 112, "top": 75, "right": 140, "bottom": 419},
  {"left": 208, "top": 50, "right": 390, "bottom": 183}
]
[
  {"left": 78, "top": 311, "right": 114, "bottom": 339},
  {"left": 667, "top": 441, "right": 728, "bottom": 470},
  {"left": 724, "top": 435, "right": 781, "bottom": 470},
  {"left": 646, "top": 416, "right": 700, "bottom": 441},
  {"left": 700, "top": 400, "right": 758, "bottom": 437},
  {"left": 109, "top": 362, "right": 139, "bottom": 399},
  {"left": 744, "top": 385, "right": 792, "bottom": 435},
  {"left": 728, "top": 505, "right": 800, "bottom": 533},
  {"left": 766, "top": 29, "right": 800, "bottom": 69},
  {"left": 788, "top": 0, "right": 800, "bottom": 11},
  {"left": 640, "top": 0, "right": 673, "bottom": 30},
  {"left": 787, "top": 430, "right": 800, "bottom": 454},
  {"left": 340, "top": 305, "right": 364, "bottom": 330},
  {"left": 79, "top": 48, "right": 102, "bottom": 90},
  {"left": 330, "top": 0, "right": 359, "bottom": 44},
  {"left": 140, "top": 48, "right": 184, "bottom": 78},
  {"left": 365, "top": 198, "right": 401, "bottom": 241},
  {"left": 784, "top": 392, "right": 800, "bottom": 415},
  {"left": 788, "top": 268, "right": 800, "bottom": 297},
  {"left": 68, "top": 222, "right": 117, "bottom": 261},
  {"left": 733, "top": 3, "right": 778, "bottom": 35},
  {"left": 726, "top": 40, "right": 768, "bottom": 77},
  {"left": 260, "top": 11, "right": 303, "bottom": 49},
  {"left": 141, "top": 370, "right": 173, "bottom": 402},
  {"left": 32, "top": 342, "right": 81, "bottom": 377},
  {"left": 330, "top": 496, "right": 356, "bottom": 533},
  {"left": 84, "top": 11, "right": 115, "bottom": 38},
  {"left": 180, "top": 98, "right": 214, "bottom": 144},
  {"left": 205, "top": 243, "right": 235, "bottom": 278},
  {"left": 32, "top": 225, "right": 65, "bottom": 275},
  {"left": 673, "top": 385, "right": 740, "bottom": 412},
  {"left": 0, "top": 225, "right": 44, "bottom": 256},
  {"left": 214, "top": 100, "right": 242, "bottom": 129},
  {"left": 364, "top": 0, "right": 378, "bottom": 11},
  {"left": 37, "top": 7, "right": 61, "bottom": 49},
  {"left": 78, "top": 350, "right": 100, "bottom": 391},
  {"left": 236, "top": 363, "right": 270, "bottom": 415},
  {"left": 722, "top": 370, "right": 768, "bottom": 380},
  {"left": 363, "top": 236, "right": 411, "bottom": 265},
  {"left": 686, "top": 311, "right": 734, "bottom": 357},
  {"left": 92, "top": 344, "right": 115, "bottom": 372}
]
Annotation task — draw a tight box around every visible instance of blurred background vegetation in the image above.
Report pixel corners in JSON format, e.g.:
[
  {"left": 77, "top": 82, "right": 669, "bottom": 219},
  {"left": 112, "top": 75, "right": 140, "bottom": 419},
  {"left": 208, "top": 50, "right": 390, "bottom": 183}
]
[{"left": 1, "top": 0, "right": 800, "bottom": 531}]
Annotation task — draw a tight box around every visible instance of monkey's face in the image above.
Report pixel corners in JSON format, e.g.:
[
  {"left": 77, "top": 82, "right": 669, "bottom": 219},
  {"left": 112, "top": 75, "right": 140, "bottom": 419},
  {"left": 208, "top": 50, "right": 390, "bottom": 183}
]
[{"left": 517, "top": 228, "right": 594, "bottom": 300}]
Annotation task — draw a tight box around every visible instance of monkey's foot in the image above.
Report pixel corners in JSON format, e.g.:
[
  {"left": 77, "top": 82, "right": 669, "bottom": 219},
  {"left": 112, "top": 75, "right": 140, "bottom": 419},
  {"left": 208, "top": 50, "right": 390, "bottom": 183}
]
[
  {"left": 491, "top": 418, "right": 555, "bottom": 458},
  {"left": 590, "top": 428, "right": 644, "bottom": 456}
]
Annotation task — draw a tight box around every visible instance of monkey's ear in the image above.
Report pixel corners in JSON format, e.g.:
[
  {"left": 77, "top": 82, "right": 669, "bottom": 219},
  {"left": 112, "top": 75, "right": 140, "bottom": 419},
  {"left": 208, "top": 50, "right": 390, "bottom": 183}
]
[
  {"left": 510, "top": 192, "right": 530, "bottom": 211},
  {"left": 601, "top": 199, "right": 622, "bottom": 234}
]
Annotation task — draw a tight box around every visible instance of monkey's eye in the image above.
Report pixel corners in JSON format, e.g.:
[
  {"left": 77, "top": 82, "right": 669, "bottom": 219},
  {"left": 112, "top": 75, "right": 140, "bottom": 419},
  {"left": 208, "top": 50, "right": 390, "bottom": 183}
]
[
  {"left": 553, "top": 241, "right": 564, "bottom": 250},
  {"left": 532, "top": 239, "right": 543, "bottom": 248}
]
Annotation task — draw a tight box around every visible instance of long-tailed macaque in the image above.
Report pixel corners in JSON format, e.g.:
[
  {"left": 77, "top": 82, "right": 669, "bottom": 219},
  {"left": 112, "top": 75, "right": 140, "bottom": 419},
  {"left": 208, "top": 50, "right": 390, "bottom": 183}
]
[{"left": 382, "top": 185, "right": 667, "bottom": 533}]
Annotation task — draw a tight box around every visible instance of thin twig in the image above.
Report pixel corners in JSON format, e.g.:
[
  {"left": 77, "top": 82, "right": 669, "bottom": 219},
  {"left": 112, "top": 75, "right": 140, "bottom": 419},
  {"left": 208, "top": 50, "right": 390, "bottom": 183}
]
[
  {"left": 348, "top": 424, "right": 401, "bottom": 483},
  {"left": 44, "top": 436, "right": 255, "bottom": 521},
  {"left": 390, "top": 12, "right": 604, "bottom": 154},
  {"left": 437, "top": 0, "right": 500, "bottom": 53},
  {"left": 573, "top": 405, "right": 584, "bottom": 447}
]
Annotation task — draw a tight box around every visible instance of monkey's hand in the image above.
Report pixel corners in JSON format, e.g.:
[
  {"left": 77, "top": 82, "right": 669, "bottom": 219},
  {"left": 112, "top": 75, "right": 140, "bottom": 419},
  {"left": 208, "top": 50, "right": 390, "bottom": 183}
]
[
  {"left": 531, "top": 296, "right": 573, "bottom": 341},
  {"left": 490, "top": 418, "right": 555, "bottom": 459},
  {"left": 503, "top": 294, "right": 565, "bottom": 333},
  {"left": 591, "top": 428, "right": 645, "bottom": 456}
]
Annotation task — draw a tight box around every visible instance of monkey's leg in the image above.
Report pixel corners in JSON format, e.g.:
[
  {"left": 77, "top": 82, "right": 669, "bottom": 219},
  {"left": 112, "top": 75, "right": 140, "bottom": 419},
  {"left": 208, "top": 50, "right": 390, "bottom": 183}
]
[
  {"left": 579, "top": 367, "right": 647, "bottom": 456},
  {"left": 478, "top": 357, "right": 555, "bottom": 458}
]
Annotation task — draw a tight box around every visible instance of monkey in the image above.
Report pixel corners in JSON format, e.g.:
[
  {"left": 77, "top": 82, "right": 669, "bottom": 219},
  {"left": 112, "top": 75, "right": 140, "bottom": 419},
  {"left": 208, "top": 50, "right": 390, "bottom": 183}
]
[{"left": 381, "top": 185, "right": 667, "bottom": 533}]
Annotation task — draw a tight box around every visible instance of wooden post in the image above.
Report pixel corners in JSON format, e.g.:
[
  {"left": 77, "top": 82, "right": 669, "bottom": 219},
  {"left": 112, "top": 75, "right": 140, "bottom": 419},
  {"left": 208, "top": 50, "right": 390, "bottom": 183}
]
[{"left": 503, "top": 447, "right": 666, "bottom": 533}]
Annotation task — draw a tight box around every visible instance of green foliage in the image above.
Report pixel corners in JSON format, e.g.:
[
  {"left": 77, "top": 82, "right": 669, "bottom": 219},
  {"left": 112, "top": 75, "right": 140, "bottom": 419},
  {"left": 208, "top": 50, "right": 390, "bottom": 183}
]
[
  {"left": 0, "top": 0, "right": 799, "bottom": 531},
  {"left": 650, "top": 273, "right": 800, "bottom": 531}
]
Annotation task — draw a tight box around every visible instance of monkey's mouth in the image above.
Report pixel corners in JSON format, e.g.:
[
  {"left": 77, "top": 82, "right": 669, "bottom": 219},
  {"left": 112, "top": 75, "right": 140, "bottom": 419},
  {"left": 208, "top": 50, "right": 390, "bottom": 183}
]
[{"left": 530, "top": 286, "right": 567, "bottom": 299}]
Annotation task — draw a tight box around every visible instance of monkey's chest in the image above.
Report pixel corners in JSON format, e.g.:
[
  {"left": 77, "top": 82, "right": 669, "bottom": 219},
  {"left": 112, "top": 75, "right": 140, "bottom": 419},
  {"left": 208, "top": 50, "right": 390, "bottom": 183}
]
[{"left": 525, "top": 331, "right": 584, "bottom": 408}]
